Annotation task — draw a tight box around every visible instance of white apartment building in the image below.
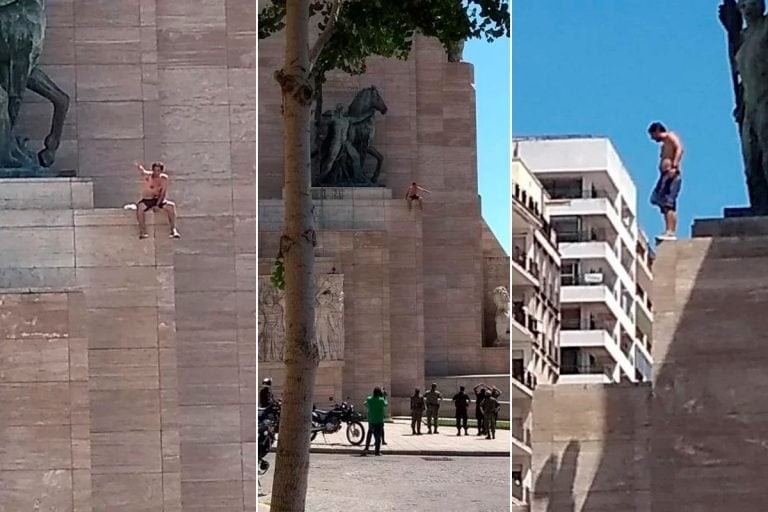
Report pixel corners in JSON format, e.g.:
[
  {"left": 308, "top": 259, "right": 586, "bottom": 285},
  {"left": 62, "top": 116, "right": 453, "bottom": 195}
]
[
  {"left": 511, "top": 156, "right": 561, "bottom": 510},
  {"left": 514, "top": 136, "right": 653, "bottom": 385}
]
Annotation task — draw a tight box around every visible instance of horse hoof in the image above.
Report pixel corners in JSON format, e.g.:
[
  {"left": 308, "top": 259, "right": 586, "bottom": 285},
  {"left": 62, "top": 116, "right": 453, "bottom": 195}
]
[{"left": 38, "top": 148, "right": 55, "bottom": 168}]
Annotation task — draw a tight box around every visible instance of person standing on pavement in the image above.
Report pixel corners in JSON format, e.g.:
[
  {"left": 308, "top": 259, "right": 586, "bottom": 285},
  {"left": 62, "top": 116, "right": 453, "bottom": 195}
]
[
  {"left": 452, "top": 386, "right": 471, "bottom": 436},
  {"left": 362, "top": 386, "right": 388, "bottom": 456},
  {"left": 474, "top": 384, "right": 487, "bottom": 436},
  {"left": 259, "top": 378, "right": 275, "bottom": 408},
  {"left": 410, "top": 388, "right": 426, "bottom": 435},
  {"left": 483, "top": 389, "right": 501, "bottom": 440},
  {"left": 424, "top": 382, "right": 442, "bottom": 434}
]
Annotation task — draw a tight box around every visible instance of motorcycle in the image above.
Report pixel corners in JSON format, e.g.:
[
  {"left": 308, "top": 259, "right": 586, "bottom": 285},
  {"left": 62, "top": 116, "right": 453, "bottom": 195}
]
[
  {"left": 309, "top": 397, "right": 366, "bottom": 445},
  {"left": 258, "top": 417, "right": 276, "bottom": 476},
  {"left": 258, "top": 399, "right": 281, "bottom": 433}
]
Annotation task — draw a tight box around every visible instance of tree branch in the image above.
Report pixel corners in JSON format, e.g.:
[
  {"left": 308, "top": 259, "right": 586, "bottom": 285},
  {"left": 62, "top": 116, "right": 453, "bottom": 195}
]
[{"left": 309, "top": 0, "right": 343, "bottom": 72}]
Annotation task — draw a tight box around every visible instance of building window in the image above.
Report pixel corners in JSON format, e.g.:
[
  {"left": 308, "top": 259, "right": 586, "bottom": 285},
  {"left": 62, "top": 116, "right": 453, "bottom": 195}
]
[{"left": 540, "top": 178, "right": 583, "bottom": 199}]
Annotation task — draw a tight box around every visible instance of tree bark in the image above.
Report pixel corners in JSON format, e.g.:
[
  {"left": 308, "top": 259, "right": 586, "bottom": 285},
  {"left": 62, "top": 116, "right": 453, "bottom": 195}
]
[{"left": 270, "top": 0, "right": 319, "bottom": 510}]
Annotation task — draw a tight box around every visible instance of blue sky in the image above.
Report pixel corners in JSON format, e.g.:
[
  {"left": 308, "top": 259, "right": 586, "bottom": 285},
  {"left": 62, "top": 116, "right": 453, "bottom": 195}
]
[
  {"left": 513, "top": 1, "right": 745, "bottom": 239},
  {"left": 465, "top": 37, "right": 511, "bottom": 253}
]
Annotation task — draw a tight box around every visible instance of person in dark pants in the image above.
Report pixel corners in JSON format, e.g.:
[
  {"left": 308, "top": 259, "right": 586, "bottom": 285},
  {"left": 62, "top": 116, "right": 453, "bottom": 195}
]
[
  {"left": 424, "top": 383, "right": 442, "bottom": 434},
  {"left": 483, "top": 389, "right": 501, "bottom": 440},
  {"left": 410, "top": 388, "right": 425, "bottom": 435},
  {"left": 362, "top": 387, "right": 388, "bottom": 456},
  {"left": 452, "top": 386, "right": 471, "bottom": 436},
  {"left": 474, "top": 383, "right": 488, "bottom": 436}
]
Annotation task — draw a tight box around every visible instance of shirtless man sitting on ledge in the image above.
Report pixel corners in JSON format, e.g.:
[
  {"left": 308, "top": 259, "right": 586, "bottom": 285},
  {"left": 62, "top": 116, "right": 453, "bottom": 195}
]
[{"left": 133, "top": 161, "right": 180, "bottom": 240}]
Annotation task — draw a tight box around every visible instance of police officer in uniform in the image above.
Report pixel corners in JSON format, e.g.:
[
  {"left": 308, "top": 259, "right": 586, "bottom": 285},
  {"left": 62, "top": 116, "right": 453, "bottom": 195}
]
[
  {"left": 410, "top": 388, "right": 426, "bottom": 435},
  {"left": 424, "top": 383, "right": 442, "bottom": 434}
]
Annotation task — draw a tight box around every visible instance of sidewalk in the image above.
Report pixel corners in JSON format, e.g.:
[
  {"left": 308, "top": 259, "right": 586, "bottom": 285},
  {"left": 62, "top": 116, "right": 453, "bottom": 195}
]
[{"left": 288, "top": 418, "right": 509, "bottom": 456}]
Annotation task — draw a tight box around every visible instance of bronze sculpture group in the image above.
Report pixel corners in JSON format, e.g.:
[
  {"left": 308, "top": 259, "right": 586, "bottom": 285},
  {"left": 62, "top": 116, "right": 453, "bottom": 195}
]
[{"left": 0, "top": 0, "right": 69, "bottom": 176}]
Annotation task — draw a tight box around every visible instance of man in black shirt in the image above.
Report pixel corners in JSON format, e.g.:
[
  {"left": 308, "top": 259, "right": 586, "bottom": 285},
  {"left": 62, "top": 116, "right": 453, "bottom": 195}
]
[
  {"left": 452, "top": 386, "right": 471, "bottom": 436},
  {"left": 259, "top": 378, "right": 275, "bottom": 408}
]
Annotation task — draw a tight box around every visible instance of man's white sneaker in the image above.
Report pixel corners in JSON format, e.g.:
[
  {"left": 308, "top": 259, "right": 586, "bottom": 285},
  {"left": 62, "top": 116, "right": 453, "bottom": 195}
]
[
  {"left": 656, "top": 233, "right": 677, "bottom": 241},
  {"left": 170, "top": 229, "right": 181, "bottom": 239}
]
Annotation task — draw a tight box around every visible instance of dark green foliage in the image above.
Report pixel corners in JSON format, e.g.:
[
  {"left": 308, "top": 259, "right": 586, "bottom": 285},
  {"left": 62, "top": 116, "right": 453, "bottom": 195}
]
[{"left": 259, "top": 0, "right": 509, "bottom": 83}]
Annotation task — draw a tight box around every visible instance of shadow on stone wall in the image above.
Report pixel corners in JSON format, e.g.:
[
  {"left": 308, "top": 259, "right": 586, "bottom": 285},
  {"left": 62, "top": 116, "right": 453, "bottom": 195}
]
[
  {"left": 577, "top": 237, "right": 768, "bottom": 511},
  {"left": 535, "top": 440, "right": 580, "bottom": 512}
]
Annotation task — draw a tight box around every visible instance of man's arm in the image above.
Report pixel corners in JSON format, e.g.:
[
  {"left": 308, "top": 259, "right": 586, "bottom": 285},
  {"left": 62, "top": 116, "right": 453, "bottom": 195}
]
[
  {"left": 134, "top": 161, "right": 150, "bottom": 175},
  {"left": 669, "top": 134, "right": 684, "bottom": 170},
  {"left": 417, "top": 186, "right": 431, "bottom": 194}
]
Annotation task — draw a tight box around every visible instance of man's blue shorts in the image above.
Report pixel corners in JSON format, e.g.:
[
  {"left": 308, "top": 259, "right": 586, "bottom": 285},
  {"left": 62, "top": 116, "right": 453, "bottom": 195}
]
[{"left": 650, "top": 172, "right": 682, "bottom": 212}]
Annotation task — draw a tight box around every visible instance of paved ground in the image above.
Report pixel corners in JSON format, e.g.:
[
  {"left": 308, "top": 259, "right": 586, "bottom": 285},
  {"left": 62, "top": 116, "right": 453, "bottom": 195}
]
[
  {"left": 303, "top": 418, "right": 509, "bottom": 455},
  {"left": 258, "top": 454, "right": 510, "bottom": 511}
]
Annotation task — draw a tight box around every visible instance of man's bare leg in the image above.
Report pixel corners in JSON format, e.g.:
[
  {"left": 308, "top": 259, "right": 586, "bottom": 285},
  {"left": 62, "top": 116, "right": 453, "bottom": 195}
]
[
  {"left": 164, "top": 201, "right": 180, "bottom": 238},
  {"left": 418, "top": 197, "right": 424, "bottom": 211},
  {"left": 665, "top": 209, "right": 677, "bottom": 235},
  {"left": 136, "top": 206, "right": 149, "bottom": 239},
  {"left": 407, "top": 197, "right": 412, "bottom": 210}
]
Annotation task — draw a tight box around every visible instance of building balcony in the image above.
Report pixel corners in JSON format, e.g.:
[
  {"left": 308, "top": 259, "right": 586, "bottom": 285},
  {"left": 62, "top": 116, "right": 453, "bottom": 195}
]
[
  {"left": 512, "top": 251, "right": 540, "bottom": 288},
  {"left": 512, "top": 418, "right": 531, "bottom": 449},
  {"left": 512, "top": 305, "right": 538, "bottom": 346},
  {"left": 512, "top": 470, "right": 530, "bottom": 508},
  {"left": 560, "top": 329, "right": 635, "bottom": 380},
  {"left": 561, "top": 283, "right": 634, "bottom": 336},
  {"left": 547, "top": 197, "right": 635, "bottom": 251},
  {"left": 512, "top": 366, "right": 536, "bottom": 403}
]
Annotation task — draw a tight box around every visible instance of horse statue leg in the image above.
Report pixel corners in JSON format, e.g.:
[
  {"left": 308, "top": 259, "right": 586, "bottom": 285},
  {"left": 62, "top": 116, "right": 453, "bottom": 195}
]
[
  {"left": 367, "top": 146, "right": 384, "bottom": 184},
  {"left": 26, "top": 67, "right": 70, "bottom": 167},
  {"left": 0, "top": 86, "right": 12, "bottom": 166}
]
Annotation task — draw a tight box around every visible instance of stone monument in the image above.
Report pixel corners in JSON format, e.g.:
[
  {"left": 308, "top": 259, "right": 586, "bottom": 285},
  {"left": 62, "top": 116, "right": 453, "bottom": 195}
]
[
  {"left": 0, "top": 0, "right": 70, "bottom": 177},
  {"left": 493, "top": 285, "right": 510, "bottom": 346}
]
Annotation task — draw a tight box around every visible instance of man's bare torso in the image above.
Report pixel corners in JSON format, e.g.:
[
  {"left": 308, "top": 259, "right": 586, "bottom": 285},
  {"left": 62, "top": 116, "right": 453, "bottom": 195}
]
[
  {"left": 141, "top": 173, "right": 168, "bottom": 199},
  {"left": 659, "top": 133, "right": 682, "bottom": 173},
  {"left": 407, "top": 185, "right": 419, "bottom": 197}
]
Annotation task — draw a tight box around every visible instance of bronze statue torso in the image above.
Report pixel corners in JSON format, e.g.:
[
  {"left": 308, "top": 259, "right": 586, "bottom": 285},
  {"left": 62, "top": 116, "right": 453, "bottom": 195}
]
[{"left": 735, "top": 17, "right": 768, "bottom": 109}]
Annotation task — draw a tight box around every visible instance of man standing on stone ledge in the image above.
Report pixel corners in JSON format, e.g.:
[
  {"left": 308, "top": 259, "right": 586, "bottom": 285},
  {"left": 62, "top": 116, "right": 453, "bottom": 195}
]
[
  {"left": 405, "top": 182, "right": 431, "bottom": 210},
  {"left": 424, "top": 383, "right": 442, "bottom": 434},
  {"left": 648, "top": 122, "right": 684, "bottom": 241},
  {"left": 133, "top": 161, "right": 181, "bottom": 240}
]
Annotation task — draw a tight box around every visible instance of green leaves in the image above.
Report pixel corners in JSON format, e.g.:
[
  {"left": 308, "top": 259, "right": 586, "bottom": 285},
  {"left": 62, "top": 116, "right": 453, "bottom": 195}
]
[
  {"left": 270, "top": 253, "right": 286, "bottom": 291},
  {"left": 259, "top": 0, "right": 509, "bottom": 80}
]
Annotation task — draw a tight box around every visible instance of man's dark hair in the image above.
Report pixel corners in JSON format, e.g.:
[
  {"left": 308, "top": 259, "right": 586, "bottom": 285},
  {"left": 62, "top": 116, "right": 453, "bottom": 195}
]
[
  {"left": 412, "top": 182, "right": 416, "bottom": 185},
  {"left": 459, "top": 386, "right": 465, "bottom": 392},
  {"left": 373, "top": 386, "right": 383, "bottom": 397},
  {"left": 151, "top": 162, "right": 165, "bottom": 171},
  {"left": 648, "top": 122, "right": 666, "bottom": 134}
]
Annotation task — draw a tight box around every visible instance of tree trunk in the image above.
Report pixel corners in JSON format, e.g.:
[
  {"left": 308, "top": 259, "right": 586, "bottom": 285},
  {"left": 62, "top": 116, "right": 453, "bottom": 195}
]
[{"left": 270, "top": 0, "right": 319, "bottom": 510}]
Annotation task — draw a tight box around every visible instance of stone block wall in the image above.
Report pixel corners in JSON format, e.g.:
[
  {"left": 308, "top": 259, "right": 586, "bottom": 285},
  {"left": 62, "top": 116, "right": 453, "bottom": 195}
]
[{"left": 0, "top": 291, "right": 90, "bottom": 512}]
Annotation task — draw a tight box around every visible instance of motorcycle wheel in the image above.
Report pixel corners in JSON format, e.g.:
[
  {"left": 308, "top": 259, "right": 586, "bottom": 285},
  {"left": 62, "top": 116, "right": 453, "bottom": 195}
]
[{"left": 346, "top": 421, "right": 365, "bottom": 445}]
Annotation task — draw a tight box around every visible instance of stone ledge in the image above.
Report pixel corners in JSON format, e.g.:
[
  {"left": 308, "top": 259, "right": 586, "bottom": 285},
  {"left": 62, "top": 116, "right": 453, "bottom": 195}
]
[
  {"left": 692, "top": 215, "right": 768, "bottom": 238},
  {"left": 0, "top": 178, "right": 93, "bottom": 210}
]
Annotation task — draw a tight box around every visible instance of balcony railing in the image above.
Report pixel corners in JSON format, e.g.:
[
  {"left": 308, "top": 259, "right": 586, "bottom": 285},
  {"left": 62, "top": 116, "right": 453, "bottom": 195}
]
[
  {"left": 512, "top": 249, "right": 541, "bottom": 279},
  {"left": 512, "top": 304, "right": 540, "bottom": 340},
  {"left": 512, "top": 367, "right": 537, "bottom": 390},
  {"left": 511, "top": 472, "right": 527, "bottom": 503},
  {"left": 512, "top": 419, "right": 532, "bottom": 447},
  {"left": 512, "top": 183, "right": 558, "bottom": 245},
  {"left": 557, "top": 229, "right": 610, "bottom": 244},
  {"left": 560, "top": 363, "right": 605, "bottom": 376}
]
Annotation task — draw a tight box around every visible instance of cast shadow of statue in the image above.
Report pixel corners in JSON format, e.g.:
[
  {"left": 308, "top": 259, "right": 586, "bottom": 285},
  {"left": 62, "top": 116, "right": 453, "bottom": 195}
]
[
  {"left": 534, "top": 441, "right": 580, "bottom": 512},
  {"left": 576, "top": 237, "right": 768, "bottom": 511}
]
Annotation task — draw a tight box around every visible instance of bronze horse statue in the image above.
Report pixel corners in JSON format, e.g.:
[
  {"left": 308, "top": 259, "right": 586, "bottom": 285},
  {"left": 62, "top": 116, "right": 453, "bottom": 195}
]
[
  {"left": 313, "top": 86, "right": 388, "bottom": 186},
  {"left": 0, "top": 0, "right": 69, "bottom": 172}
]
